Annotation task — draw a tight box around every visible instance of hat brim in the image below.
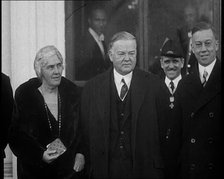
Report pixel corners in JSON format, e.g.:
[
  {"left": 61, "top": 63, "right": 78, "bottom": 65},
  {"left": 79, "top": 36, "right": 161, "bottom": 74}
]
[{"left": 161, "top": 53, "right": 183, "bottom": 58}]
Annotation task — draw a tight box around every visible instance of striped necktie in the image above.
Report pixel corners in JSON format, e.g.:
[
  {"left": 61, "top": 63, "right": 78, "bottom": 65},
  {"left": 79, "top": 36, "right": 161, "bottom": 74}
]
[
  {"left": 120, "top": 79, "right": 128, "bottom": 100},
  {"left": 202, "top": 70, "right": 208, "bottom": 87}
]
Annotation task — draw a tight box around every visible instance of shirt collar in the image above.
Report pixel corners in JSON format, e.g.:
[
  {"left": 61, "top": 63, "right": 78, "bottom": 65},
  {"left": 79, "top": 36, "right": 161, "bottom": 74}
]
[
  {"left": 165, "top": 74, "right": 182, "bottom": 93},
  {"left": 113, "top": 68, "right": 132, "bottom": 89},
  {"left": 89, "top": 28, "right": 104, "bottom": 42},
  {"left": 198, "top": 58, "right": 216, "bottom": 81}
]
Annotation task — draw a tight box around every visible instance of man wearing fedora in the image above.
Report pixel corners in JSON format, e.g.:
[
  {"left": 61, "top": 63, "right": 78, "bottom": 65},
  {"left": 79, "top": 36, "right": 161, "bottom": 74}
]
[{"left": 157, "top": 39, "right": 184, "bottom": 179}]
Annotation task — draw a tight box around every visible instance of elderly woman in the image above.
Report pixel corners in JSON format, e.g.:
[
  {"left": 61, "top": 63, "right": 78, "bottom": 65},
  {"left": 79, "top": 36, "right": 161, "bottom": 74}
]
[{"left": 9, "top": 46, "right": 85, "bottom": 179}]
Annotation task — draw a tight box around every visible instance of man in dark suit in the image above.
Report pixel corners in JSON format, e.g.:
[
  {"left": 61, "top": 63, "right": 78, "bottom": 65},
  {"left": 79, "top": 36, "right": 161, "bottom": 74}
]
[
  {"left": 177, "top": 5, "right": 198, "bottom": 75},
  {"left": 1, "top": 73, "right": 13, "bottom": 179},
  {"left": 75, "top": 7, "right": 111, "bottom": 81},
  {"left": 157, "top": 39, "right": 184, "bottom": 179},
  {"left": 81, "top": 31, "right": 164, "bottom": 179},
  {"left": 177, "top": 22, "right": 221, "bottom": 179}
]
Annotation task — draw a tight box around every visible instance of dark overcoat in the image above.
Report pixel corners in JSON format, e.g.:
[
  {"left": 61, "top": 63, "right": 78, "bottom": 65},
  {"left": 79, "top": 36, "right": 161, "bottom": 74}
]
[
  {"left": 156, "top": 80, "right": 182, "bottom": 179},
  {"left": 81, "top": 68, "right": 165, "bottom": 179},
  {"left": 177, "top": 59, "right": 222, "bottom": 179},
  {"left": 9, "top": 77, "right": 83, "bottom": 179}
]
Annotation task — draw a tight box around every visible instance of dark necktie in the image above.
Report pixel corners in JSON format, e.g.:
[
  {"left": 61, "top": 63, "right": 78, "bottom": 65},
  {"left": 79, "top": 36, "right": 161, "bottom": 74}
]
[
  {"left": 101, "top": 40, "right": 106, "bottom": 60},
  {"left": 120, "top": 79, "right": 128, "bottom": 100},
  {"left": 169, "top": 81, "right": 175, "bottom": 93},
  {"left": 202, "top": 70, "right": 208, "bottom": 87}
]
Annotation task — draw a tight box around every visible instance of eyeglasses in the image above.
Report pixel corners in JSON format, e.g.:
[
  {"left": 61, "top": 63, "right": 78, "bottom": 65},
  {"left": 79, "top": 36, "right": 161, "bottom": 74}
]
[{"left": 193, "top": 40, "right": 214, "bottom": 50}]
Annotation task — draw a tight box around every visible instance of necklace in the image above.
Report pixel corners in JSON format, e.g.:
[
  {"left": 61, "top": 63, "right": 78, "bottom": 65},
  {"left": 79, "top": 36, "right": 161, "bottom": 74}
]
[{"left": 43, "top": 92, "right": 62, "bottom": 137}]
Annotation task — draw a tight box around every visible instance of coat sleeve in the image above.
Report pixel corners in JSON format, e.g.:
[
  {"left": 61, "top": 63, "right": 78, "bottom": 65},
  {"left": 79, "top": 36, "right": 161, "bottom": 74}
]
[
  {"left": 8, "top": 88, "right": 46, "bottom": 165},
  {"left": 1, "top": 74, "right": 14, "bottom": 157},
  {"left": 79, "top": 81, "right": 93, "bottom": 175}
]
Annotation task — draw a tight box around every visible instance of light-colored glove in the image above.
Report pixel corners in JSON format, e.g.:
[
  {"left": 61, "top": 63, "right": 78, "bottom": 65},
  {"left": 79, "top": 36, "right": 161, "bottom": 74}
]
[{"left": 73, "top": 153, "right": 85, "bottom": 172}]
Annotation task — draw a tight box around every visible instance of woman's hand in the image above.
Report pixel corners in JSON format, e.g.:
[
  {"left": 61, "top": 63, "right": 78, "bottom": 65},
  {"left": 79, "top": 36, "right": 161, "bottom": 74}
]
[
  {"left": 73, "top": 153, "right": 85, "bottom": 172},
  {"left": 42, "top": 149, "right": 59, "bottom": 164}
]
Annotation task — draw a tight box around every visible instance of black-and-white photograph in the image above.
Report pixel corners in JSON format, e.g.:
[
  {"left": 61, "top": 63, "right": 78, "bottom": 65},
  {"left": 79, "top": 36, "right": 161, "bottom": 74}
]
[{"left": 2, "top": 0, "right": 221, "bottom": 178}]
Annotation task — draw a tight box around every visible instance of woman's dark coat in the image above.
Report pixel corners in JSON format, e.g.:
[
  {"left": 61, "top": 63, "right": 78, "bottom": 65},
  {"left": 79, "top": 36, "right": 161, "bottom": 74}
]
[{"left": 9, "top": 77, "right": 83, "bottom": 179}]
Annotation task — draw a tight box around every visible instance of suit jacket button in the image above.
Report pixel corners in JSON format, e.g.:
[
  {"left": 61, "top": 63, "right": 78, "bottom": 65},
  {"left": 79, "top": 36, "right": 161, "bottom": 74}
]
[
  {"left": 208, "top": 137, "right": 213, "bottom": 144},
  {"left": 209, "top": 112, "right": 214, "bottom": 118},
  {"left": 208, "top": 163, "right": 214, "bottom": 170},
  {"left": 190, "top": 138, "right": 196, "bottom": 143},
  {"left": 190, "top": 163, "right": 196, "bottom": 170}
]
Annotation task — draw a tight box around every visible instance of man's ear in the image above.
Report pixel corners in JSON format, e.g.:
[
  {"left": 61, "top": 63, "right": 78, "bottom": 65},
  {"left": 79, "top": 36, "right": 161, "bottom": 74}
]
[
  {"left": 215, "top": 40, "right": 219, "bottom": 51},
  {"left": 160, "top": 57, "right": 163, "bottom": 68},
  {"left": 191, "top": 43, "right": 196, "bottom": 55},
  {"left": 181, "top": 58, "right": 184, "bottom": 68},
  {"left": 108, "top": 50, "right": 113, "bottom": 62}
]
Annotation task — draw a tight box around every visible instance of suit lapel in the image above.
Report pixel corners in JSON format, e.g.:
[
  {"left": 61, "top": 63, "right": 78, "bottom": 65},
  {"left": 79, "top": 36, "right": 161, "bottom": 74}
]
[
  {"left": 96, "top": 70, "right": 111, "bottom": 147},
  {"left": 131, "top": 70, "right": 147, "bottom": 160},
  {"left": 184, "top": 65, "right": 203, "bottom": 105},
  {"left": 162, "top": 80, "right": 172, "bottom": 96},
  {"left": 194, "top": 60, "right": 221, "bottom": 112}
]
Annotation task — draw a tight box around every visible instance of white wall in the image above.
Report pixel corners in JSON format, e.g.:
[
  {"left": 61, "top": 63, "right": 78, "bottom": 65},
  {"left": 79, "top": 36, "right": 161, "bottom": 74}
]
[
  {"left": 2, "top": 1, "right": 11, "bottom": 77},
  {"left": 2, "top": 1, "right": 65, "bottom": 92}
]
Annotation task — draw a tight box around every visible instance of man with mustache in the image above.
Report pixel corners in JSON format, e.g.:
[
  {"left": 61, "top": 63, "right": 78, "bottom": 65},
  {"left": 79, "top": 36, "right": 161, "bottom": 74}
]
[{"left": 157, "top": 39, "right": 184, "bottom": 179}]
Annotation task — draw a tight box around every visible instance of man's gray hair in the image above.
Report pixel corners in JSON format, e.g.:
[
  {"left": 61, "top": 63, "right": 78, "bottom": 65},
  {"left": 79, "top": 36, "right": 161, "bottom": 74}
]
[
  {"left": 108, "top": 31, "right": 136, "bottom": 52},
  {"left": 34, "top": 45, "right": 63, "bottom": 79}
]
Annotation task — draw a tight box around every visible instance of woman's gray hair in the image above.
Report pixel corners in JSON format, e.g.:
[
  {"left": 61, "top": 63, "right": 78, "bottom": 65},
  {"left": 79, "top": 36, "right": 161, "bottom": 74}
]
[{"left": 34, "top": 45, "right": 63, "bottom": 79}]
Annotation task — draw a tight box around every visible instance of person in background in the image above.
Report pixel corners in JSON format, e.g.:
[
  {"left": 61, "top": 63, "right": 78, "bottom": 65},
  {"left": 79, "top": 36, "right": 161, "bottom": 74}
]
[
  {"left": 9, "top": 45, "right": 85, "bottom": 179},
  {"left": 177, "top": 4, "right": 198, "bottom": 75},
  {"left": 156, "top": 39, "right": 184, "bottom": 179},
  {"left": 75, "top": 7, "right": 111, "bottom": 81},
  {"left": 177, "top": 21, "right": 221, "bottom": 179},
  {"left": 80, "top": 31, "right": 164, "bottom": 179},
  {"left": 1, "top": 73, "right": 14, "bottom": 179}
]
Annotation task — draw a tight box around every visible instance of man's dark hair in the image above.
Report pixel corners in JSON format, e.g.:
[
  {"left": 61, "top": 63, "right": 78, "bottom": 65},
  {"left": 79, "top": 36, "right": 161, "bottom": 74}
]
[
  {"left": 88, "top": 6, "right": 106, "bottom": 20},
  {"left": 192, "top": 21, "right": 217, "bottom": 39}
]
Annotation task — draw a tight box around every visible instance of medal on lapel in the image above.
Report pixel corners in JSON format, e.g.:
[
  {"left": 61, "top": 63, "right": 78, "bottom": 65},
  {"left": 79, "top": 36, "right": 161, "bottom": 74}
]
[
  {"left": 169, "top": 96, "right": 175, "bottom": 109},
  {"left": 169, "top": 103, "right": 174, "bottom": 109},
  {"left": 170, "top": 96, "right": 174, "bottom": 103}
]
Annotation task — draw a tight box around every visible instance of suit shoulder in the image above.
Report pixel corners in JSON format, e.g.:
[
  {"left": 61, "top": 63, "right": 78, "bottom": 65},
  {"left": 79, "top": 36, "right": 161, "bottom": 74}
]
[
  {"left": 87, "top": 68, "right": 110, "bottom": 83},
  {"left": 177, "top": 74, "right": 194, "bottom": 92},
  {"left": 141, "top": 70, "right": 161, "bottom": 82},
  {"left": 134, "top": 68, "right": 162, "bottom": 87}
]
